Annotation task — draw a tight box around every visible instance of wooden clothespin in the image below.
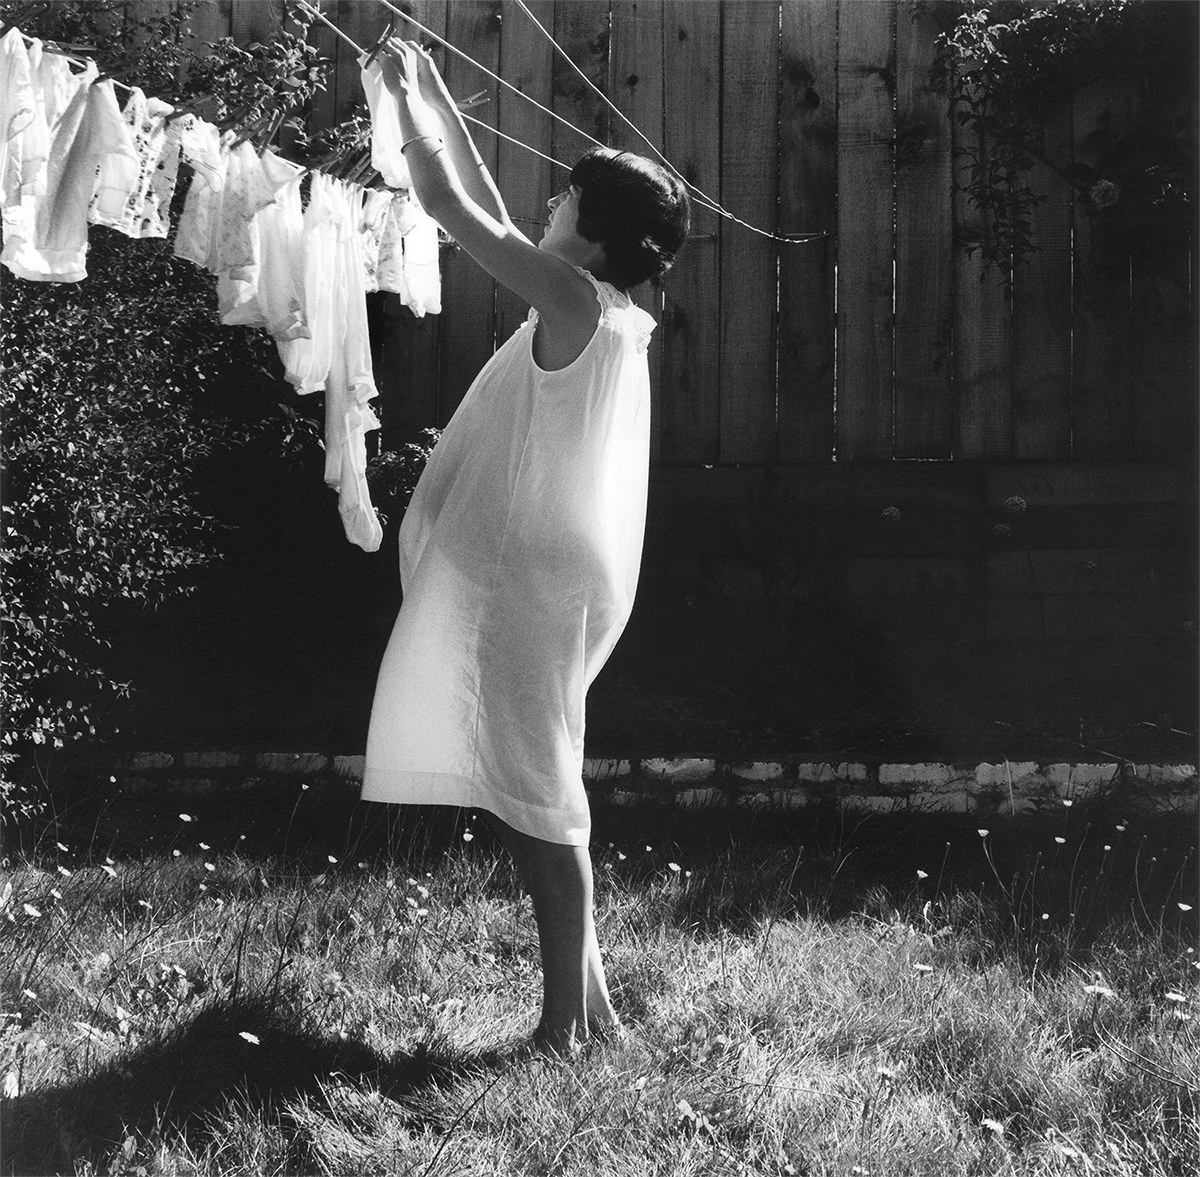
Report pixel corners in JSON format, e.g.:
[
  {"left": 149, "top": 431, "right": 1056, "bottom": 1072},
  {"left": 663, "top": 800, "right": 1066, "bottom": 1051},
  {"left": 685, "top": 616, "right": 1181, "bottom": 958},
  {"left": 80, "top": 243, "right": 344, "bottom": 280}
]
[
  {"left": 362, "top": 18, "right": 394, "bottom": 68},
  {"left": 256, "top": 107, "right": 288, "bottom": 156}
]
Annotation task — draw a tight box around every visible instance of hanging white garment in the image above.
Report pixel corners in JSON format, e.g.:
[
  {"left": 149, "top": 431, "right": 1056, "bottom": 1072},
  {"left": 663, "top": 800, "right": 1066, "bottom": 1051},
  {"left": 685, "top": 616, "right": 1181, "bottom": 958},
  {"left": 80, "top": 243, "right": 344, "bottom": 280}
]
[
  {"left": 375, "top": 189, "right": 441, "bottom": 316},
  {"left": 2, "top": 59, "right": 137, "bottom": 282},
  {"left": 277, "top": 171, "right": 337, "bottom": 394},
  {"left": 359, "top": 186, "right": 394, "bottom": 293},
  {"left": 358, "top": 53, "right": 411, "bottom": 190},
  {"left": 175, "top": 137, "right": 280, "bottom": 275},
  {"left": 0, "top": 28, "right": 47, "bottom": 207},
  {"left": 361, "top": 269, "right": 655, "bottom": 844},
  {"left": 173, "top": 123, "right": 228, "bottom": 270},
  {"left": 323, "top": 176, "right": 383, "bottom": 552},
  {"left": 217, "top": 149, "right": 307, "bottom": 340},
  {"left": 2, "top": 49, "right": 87, "bottom": 272},
  {"left": 399, "top": 201, "right": 441, "bottom": 316},
  {"left": 278, "top": 174, "right": 383, "bottom": 551},
  {"left": 88, "top": 86, "right": 178, "bottom": 238}
]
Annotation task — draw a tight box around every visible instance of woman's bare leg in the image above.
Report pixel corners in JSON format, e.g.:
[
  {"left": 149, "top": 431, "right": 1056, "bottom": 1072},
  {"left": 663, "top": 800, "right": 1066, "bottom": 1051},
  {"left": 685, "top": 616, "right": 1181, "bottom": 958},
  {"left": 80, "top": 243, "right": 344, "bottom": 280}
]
[{"left": 480, "top": 812, "right": 619, "bottom": 1048}]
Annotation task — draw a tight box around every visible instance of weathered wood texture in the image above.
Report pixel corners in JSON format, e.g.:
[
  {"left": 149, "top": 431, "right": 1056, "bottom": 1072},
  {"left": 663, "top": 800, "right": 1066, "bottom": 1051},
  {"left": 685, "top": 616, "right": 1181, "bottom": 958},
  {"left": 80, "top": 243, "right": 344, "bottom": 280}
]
[
  {"left": 261, "top": 0, "right": 1193, "bottom": 467},
  {"left": 195, "top": 0, "right": 1196, "bottom": 655}
]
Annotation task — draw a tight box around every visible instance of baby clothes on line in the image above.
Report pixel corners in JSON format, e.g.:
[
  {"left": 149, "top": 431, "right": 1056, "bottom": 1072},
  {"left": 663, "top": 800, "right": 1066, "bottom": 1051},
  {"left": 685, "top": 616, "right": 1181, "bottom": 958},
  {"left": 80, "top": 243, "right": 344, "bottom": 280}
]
[
  {"left": 174, "top": 138, "right": 282, "bottom": 276},
  {"left": 375, "top": 189, "right": 441, "bottom": 316},
  {"left": 0, "top": 28, "right": 48, "bottom": 207},
  {"left": 278, "top": 173, "right": 382, "bottom": 552},
  {"left": 171, "top": 117, "right": 225, "bottom": 265},
  {"left": 2, "top": 53, "right": 137, "bottom": 282},
  {"left": 217, "top": 149, "right": 308, "bottom": 341},
  {"left": 88, "top": 86, "right": 180, "bottom": 239},
  {"left": 359, "top": 186, "right": 394, "bottom": 293},
  {"left": 323, "top": 175, "right": 383, "bottom": 552},
  {"left": 277, "top": 170, "right": 337, "bottom": 395}
]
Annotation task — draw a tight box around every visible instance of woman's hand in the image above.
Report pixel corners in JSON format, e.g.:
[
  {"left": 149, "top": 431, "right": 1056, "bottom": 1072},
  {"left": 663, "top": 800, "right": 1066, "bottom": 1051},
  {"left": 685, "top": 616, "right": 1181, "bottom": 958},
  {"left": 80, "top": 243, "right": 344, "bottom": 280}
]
[
  {"left": 412, "top": 43, "right": 458, "bottom": 113},
  {"left": 377, "top": 38, "right": 424, "bottom": 97}
]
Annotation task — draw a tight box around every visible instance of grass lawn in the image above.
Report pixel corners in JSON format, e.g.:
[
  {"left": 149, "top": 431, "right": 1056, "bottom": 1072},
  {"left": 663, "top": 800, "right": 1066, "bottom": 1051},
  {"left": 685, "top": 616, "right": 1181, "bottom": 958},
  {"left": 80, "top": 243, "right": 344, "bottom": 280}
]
[{"left": 1, "top": 788, "right": 1196, "bottom": 1176}]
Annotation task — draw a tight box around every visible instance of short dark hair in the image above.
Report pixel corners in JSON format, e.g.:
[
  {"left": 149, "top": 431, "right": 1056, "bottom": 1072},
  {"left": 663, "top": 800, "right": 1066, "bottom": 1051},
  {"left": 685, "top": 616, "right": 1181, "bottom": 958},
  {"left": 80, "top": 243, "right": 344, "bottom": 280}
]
[{"left": 569, "top": 148, "right": 690, "bottom": 289}]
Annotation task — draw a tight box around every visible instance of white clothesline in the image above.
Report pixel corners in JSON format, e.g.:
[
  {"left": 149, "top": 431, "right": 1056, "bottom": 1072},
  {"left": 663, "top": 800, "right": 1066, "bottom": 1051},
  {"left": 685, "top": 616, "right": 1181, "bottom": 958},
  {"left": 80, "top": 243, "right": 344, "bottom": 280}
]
[{"left": 367, "top": 0, "right": 825, "bottom": 243}]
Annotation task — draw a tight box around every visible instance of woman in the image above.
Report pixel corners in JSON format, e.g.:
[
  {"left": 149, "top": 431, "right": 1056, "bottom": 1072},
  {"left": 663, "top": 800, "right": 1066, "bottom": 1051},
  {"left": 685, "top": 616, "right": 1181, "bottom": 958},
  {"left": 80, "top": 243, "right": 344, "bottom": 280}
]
[{"left": 361, "top": 40, "right": 689, "bottom": 1052}]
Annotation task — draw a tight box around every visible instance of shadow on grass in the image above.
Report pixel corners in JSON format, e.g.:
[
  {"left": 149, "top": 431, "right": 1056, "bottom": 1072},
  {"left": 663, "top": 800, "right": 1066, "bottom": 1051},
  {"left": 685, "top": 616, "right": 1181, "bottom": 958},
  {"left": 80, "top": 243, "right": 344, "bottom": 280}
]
[{"left": 1, "top": 989, "right": 504, "bottom": 1176}]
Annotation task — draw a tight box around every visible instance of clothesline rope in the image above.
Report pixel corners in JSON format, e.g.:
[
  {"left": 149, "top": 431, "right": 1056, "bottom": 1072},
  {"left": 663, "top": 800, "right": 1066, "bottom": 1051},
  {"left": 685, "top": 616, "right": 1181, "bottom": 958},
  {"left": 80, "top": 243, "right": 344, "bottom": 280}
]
[
  {"left": 368, "top": 0, "right": 737, "bottom": 227},
  {"left": 14, "top": 27, "right": 135, "bottom": 92},
  {"left": 371, "top": 0, "right": 823, "bottom": 242},
  {"left": 303, "top": 0, "right": 750, "bottom": 232},
  {"left": 511, "top": 0, "right": 823, "bottom": 243},
  {"left": 368, "top": 1, "right": 613, "bottom": 155}
]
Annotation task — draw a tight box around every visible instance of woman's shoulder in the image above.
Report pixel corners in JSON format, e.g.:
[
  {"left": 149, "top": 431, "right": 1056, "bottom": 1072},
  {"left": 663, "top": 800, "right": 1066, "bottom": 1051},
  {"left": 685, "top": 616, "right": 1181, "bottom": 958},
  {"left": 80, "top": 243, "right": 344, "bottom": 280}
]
[{"left": 574, "top": 268, "right": 657, "bottom": 354}]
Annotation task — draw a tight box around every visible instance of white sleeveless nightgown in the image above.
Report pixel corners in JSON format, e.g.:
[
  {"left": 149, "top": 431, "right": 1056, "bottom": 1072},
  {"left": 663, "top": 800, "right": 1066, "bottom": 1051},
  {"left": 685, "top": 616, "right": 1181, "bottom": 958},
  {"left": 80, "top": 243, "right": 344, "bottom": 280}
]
[{"left": 361, "top": 269, "right": 655, "bottom": 846}]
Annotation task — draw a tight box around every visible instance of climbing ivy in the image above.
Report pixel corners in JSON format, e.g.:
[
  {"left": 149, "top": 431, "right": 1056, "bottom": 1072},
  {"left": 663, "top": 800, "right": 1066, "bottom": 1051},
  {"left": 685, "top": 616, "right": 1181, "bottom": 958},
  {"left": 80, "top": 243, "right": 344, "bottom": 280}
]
[{"left": 931, "top": 0, "right": 1194, "bottom": 277}]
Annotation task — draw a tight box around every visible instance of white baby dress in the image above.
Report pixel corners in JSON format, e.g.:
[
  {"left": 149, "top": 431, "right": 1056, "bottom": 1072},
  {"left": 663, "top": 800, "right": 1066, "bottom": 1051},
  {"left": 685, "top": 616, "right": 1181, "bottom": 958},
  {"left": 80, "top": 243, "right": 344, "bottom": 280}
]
[{"left": 361, "top": 269, "right": 655, "bottom": 846}]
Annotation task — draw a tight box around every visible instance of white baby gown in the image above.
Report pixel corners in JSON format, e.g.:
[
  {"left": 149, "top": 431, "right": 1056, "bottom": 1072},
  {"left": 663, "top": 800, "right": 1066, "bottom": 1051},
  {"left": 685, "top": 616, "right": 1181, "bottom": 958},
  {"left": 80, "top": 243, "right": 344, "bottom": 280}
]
[{"left": 362, "top": 269, "right": 655, "bottom": 846}]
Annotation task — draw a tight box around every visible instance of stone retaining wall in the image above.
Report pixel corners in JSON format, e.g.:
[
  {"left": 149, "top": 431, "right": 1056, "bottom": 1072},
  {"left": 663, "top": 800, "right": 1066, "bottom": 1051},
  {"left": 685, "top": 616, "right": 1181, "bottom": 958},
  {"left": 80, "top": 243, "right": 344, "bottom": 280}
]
[{"left": 76, "top": 751, "right": 1200, "bottom": 815}]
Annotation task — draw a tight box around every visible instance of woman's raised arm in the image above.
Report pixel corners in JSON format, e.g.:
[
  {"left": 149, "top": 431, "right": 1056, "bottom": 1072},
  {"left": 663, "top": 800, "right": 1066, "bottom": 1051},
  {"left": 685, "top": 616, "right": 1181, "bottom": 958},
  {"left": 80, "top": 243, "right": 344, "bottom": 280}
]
[{"left": 377, "top": 41, "right": 599, "bottom": 338}]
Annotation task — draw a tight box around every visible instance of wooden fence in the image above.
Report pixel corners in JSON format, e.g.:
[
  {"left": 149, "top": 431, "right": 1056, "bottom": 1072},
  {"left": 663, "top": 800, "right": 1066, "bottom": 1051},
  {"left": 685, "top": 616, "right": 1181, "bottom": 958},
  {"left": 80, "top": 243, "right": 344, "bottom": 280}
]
[
  {"left": 155, "top": 0, "right": 1196, "bottom": 748},
  {"left": 188, "top": 0, "right": 1196, "bottom": 468}
]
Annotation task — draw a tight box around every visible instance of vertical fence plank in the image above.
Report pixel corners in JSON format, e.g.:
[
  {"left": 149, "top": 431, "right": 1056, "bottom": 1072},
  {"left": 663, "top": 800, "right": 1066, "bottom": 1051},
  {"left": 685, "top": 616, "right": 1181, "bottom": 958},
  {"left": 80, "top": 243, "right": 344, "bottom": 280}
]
[
  {"left": 551, "top": 0, "right": 611, "bottom": 163},
  {"left": 495, "top": 0, "right": 556, "bottom": 347},
  {"left": 718, "top": 1, "right": 779, "bottom": 465},
  {"left": 894, "top": 0, "right": 952, "bottom": 459},
  {"left": 952, "top": 108, "right": 1012, "bottom": 459},
  {"left": 333, "top": 1, "right": 384, "bottom": 127},
  {"left": 611, "top": 0, "right": 665, "bottom": 460},
  {"left": 437, "top": 0, "right": 501, "bottom": 422},
  {"left": 835, "top": 0, "right": 894, "bottom": 461},
  {"left": 377, "top": 298, "right": 442, "bottom": 445},
  {"left": 1131, "top": 252, "right": 1194, "bottom": 459},
  {"left": 777, "top": 0, "right": 837, "bottom": 463},
  {"left": 1011, "top": 103, "right": 1072, "bottom": 459},
  {"left": 304, "top": 0, "right": 340, "bottom": 132},
  {"left": 661, "top": 0, "right": 720, "bottom": 465},
  {"left": 187, "top": 0, "right": 232, "bottom": 48},
  {"left": 1070, "top": 79, "right": 1133, "bottom": 459},
  {"left": 231, "top": 0, "right": 284, "bottom": 45}
]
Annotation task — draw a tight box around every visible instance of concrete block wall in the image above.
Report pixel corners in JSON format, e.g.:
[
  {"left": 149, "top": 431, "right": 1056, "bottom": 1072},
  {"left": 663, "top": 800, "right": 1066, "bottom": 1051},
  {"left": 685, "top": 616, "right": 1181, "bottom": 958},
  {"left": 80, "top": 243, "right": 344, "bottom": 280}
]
[{"left": 69, "top": 750, "right": 1200, "bottom": 814}]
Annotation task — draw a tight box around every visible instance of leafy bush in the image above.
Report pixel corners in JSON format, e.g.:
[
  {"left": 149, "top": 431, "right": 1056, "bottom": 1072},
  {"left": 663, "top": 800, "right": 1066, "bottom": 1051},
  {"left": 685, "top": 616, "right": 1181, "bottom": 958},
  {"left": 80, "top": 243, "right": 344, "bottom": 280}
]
[
  {"left": 0, "top": 1, "right": 338, "bottom": 806},
  {"left": 933, "top": 0, "right": 1195, "bottom": 276}
]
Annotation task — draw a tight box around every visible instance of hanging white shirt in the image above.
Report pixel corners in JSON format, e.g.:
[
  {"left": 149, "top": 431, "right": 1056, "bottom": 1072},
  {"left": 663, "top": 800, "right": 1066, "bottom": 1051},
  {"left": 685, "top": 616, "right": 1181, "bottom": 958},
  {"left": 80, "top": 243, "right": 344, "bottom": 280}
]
[
  {"left": 0, "top": 28, "right": 47, "bottom": 207},
  {"left": 88, "top": 86, "right": 179, "bottom": 239},
  {"left": 2, "top": 60, "right": 137, "bottom": 282},
  {"left": 217, "top": 149, "right": 308, "bottom": 340}
]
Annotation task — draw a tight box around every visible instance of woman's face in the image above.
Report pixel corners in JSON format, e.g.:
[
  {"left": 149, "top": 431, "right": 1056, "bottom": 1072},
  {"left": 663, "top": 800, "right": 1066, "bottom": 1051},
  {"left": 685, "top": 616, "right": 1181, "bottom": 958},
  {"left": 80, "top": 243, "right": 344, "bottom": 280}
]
[{"left": 540, "top": 185, "right": 584, "bottom": 255}]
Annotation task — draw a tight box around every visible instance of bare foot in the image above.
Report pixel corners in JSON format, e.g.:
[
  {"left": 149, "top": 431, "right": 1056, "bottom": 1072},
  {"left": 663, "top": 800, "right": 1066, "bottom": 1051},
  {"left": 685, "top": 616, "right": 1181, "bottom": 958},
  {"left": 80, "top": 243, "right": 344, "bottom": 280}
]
[{"left": 530, "top": 1019, "right": 585, "bottom": 1056}]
